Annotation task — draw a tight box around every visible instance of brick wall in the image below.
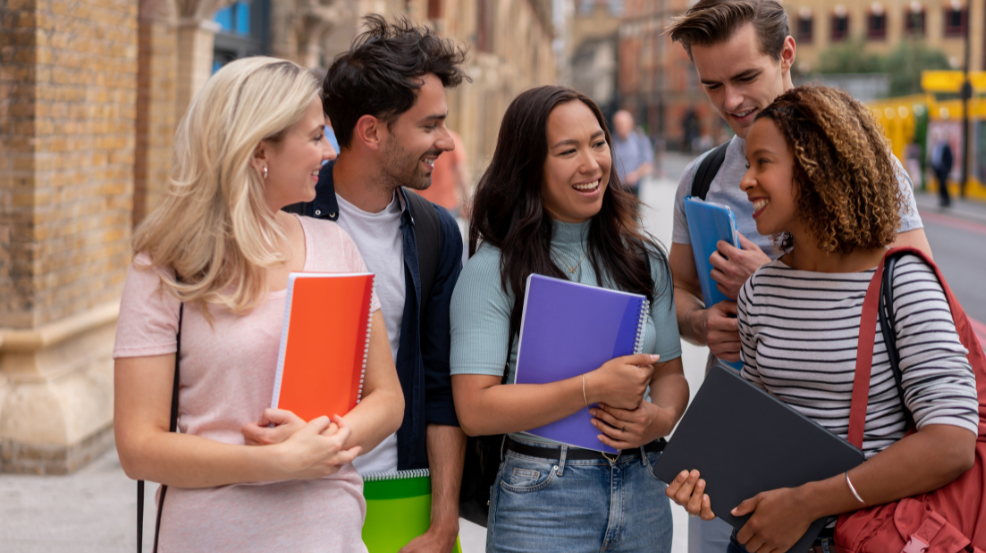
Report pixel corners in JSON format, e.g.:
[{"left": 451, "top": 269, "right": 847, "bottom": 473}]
[
  {"left": 0, "top": 0, "right": 137, "bottom": 329},
  {"left": 134, "top": 17, "right": 176, "bottom": 227}
]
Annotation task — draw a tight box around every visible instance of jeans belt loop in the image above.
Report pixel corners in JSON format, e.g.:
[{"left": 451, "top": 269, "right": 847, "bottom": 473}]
[
  {"left": 639, "top": 445, "right": 648, "bottom": 467},
  {"left": 557, "top": 444, "right": 568, "bottom": 476},
  {"left": 600, "top": 449, "right": 621, "bottom": 464}
]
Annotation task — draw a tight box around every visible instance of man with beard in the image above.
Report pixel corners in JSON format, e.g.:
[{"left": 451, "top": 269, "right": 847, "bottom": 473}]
[{"left": 286, "top": 16, "right": 468, "bottom": 553}]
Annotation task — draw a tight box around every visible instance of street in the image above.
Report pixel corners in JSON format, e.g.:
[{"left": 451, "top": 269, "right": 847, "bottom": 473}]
[{"left": 2, "top": 153, "right": 984, "bottom": 552}]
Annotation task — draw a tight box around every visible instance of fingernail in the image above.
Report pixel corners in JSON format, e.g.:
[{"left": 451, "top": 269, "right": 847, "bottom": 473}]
[
  {"left": 730, "top": 507, "right": 737, "bottom": 514},
  {"left": 650, "top": 355, "right": 661, "bottom": 361}
]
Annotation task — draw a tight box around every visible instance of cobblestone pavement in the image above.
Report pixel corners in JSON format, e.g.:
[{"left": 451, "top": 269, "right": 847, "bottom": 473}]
[{"left": 0, "top": 174, "right": 710, "bottom": 553}]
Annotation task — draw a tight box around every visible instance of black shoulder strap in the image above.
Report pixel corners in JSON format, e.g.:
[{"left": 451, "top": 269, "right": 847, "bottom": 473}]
[
  {"left": 691, "top": 142, "right": 730, "bottom": 200},
  {"left": 403, "top": 189, "right": 442, "bottom": 306},
  {"left": 879, "top": 252, "right": 915, "bottom": 431},
  {"left": 138, "top": 302, "right": 182, "bottom": 553}
]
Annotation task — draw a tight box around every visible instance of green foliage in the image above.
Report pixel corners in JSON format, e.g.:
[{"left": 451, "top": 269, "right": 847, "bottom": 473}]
[
  {"left": 816, "top": 39, "right": 952, "bottom": 97},
  {"left": 882, "top": 41, "right": 952, "bottom": 96}
]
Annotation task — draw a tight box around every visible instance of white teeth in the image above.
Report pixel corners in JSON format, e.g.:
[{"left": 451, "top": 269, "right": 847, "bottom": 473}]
[
  {"left": 733, "top": 109, "right": 755, "bottom": 118},
  {"left": 752, "top": 199, "right": 770, "bottom": 211},
  {"left": 573, "top": 180, "right": 600, "bottom": 191}
]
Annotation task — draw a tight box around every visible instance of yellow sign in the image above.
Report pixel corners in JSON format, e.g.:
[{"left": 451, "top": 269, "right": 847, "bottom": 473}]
[{"left": 921, "top": 71, "right": 986, "bottom": 92}]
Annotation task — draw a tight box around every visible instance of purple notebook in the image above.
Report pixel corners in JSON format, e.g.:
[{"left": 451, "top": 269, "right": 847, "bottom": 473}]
[{"left": 515, "top": 274, "right": 651, "bottom": 453}]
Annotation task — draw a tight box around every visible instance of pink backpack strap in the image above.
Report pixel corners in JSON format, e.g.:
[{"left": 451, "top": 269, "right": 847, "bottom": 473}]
[{"left": 847, "top": 254, "right": 890, "bottom": 448}]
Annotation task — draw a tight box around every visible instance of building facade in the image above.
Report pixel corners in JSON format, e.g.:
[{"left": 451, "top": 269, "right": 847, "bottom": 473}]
[
  {"left": 618, "top": 0, "right": 983, "bottom": 150},
  {"left": 0, "top": 0, "right": 555, "bottom": 474},
  {"left": 785, "top": 0, "right": 983, "bottom": 74}
]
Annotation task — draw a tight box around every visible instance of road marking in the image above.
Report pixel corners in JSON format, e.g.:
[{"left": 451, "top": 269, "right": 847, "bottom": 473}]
[{"left": 918, "top": 210, "right": 986, "bottom": 236}]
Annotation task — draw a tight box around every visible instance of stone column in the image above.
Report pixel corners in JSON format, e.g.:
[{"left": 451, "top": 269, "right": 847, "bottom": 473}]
[
  {"left": 174, "top": 16, "right": 219, "bottom": 122},
  {"left": 0, "top": 0, "right": 139, "bottom": 473},
  {"left": 135, "top": 0, "right": 178, "bottom": 226}
]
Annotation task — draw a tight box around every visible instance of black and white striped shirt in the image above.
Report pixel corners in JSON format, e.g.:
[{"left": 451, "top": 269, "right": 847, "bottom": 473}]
[{"left": 737, "top": 254, "right": 979, "bottom": 458}]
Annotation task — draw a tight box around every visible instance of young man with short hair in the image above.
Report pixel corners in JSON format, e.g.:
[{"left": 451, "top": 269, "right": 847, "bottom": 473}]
[
  {"left": 664, "top": 1, "right": 931, "bottom": 551},
  {"left": 287, "top": 16, "right": 468, "bottom": 553}
]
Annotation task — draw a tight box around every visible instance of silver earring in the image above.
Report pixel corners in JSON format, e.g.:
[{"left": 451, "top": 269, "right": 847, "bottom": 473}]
[{"left": 262, "top": 166, "right": 268, "bottom": 179}]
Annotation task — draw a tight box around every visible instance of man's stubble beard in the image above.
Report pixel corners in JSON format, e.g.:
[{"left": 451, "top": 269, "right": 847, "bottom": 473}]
[{"left": 381, "top": 137, "right": 432, "bottom": 191}]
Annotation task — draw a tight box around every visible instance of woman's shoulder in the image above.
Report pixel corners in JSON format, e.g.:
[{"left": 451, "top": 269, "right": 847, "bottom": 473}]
[
  {"left": 296, "top": 215, "right": 365, "bottom": 272},
  {"left": 461, "top": 242, "right": 503, "bottom": 273},
  {"left": 297, "top": 213, "right": 345, "bottom": 240},
  {"left": 454, "top": 243, "right": 511, "bottom": 302}
]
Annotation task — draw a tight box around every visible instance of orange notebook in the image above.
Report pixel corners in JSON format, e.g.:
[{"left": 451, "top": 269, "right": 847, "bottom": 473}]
[{"left": 271, "top": 272, "right": 375, "bottom": 422}]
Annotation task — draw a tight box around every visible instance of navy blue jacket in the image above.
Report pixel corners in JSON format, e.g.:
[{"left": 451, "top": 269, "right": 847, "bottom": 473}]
[{"left": 286, "top": 161, "right": 463, "bottom": 470}]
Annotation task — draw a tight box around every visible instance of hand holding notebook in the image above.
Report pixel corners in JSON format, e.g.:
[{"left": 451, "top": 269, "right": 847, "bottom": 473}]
[{"left": 514, "top": 274, "right": 653, "bottom": 453}]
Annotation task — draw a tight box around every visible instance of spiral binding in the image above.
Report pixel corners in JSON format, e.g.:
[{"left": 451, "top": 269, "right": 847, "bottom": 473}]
[
  {"left": 362, "top": 467, "right": 430, "bottom": 482},
  {"left": 633, "top": 299, "right": 650, "bottom": 354},
  {"left": 356, "top": 278, "right": 375, "bottom": 405}
]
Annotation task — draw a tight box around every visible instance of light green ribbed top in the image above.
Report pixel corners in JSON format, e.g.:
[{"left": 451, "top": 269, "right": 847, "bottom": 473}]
[{"left": 449, "top": 219, "right": 681, "bottom": 447}]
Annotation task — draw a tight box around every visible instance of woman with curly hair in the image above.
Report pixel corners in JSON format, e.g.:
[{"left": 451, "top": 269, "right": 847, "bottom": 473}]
[{"left": 665, "top": 85, "right": 979, "bottom": 552}]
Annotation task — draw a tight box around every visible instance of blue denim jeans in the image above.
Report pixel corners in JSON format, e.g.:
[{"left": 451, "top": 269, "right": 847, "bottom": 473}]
[
  {"left": 486, "top": 437, "right": 674, "bottom": 553},
  {"left": 727, "top": 530, "right": 751, "bottom": 553}
]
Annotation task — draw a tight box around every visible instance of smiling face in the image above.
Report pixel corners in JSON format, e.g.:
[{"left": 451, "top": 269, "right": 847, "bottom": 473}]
[
  {"left": 262, "top": 96, "right": 337, "bottom": 210},
  {"left": 379, "top": 73, "right": 455, "bottom": 190},
  {"left": 740, "top": 117, "right": 799, "bottom": 237},
  {"left": 541, "top": 100, "right": 612, "bottom": 223},
  {"left": 690, "top": 23, "right": 795, "bottom": 139}
]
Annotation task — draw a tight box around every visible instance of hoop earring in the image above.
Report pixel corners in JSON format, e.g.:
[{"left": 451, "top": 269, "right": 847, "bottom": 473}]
[{"left": 262, "top": 166, "right": 268, "bottom": 179}]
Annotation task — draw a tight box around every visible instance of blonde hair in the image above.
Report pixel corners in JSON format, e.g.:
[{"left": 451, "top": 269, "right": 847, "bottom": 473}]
[{"left": 133, "top": 56, "right": 320, "bottom": 314}]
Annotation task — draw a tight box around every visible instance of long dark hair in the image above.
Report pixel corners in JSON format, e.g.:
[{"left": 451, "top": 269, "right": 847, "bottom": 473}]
[{"left": 469, "top": 86, "right": 666, "bottom": 338}]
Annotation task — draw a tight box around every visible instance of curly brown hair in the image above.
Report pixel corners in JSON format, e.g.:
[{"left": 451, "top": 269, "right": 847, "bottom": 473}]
[{"left": 755, "top": 85, "right": 904, "bottom": 255}]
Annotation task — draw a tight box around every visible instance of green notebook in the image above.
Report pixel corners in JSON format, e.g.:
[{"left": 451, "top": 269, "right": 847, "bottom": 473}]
[{"left": 361, "top": 468, "right": 463, "bottom": 553}]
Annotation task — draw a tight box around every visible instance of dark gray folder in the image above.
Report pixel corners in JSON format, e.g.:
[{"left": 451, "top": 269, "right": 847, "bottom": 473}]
[{"left": 653, "top": 365, "right": 864, "bottom": 553}]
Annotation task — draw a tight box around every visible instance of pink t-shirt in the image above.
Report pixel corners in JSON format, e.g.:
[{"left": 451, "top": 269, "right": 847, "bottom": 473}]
[{"left": 114, "top": 215, "right": 380, "bottom": 552}]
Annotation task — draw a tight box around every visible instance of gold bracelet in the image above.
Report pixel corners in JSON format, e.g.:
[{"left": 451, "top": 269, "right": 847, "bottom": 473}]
[
  {"left": 845, "top": 471, "right": 868, "bottom": 506},
  {"left": 582, "top": 374, "right": 589, "bottom": 407}
]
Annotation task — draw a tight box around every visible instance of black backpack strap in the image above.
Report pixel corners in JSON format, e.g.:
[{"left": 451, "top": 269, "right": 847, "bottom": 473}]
[
  {"left": 403, "top": 189, "right": 443, "bottom": 306},
  {"left": 690, "top": 142, "right": 730, "bottom": 200},
  {"left": 138, "top": 302, "right": 183, "bottom": 553},
  {"left": 879, "top": 252, "right": 915, "bottom": 431}
]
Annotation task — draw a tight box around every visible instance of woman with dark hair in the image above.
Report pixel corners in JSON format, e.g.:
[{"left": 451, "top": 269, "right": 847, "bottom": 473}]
[{"left": 450, "top": 86, "right": 688, "bottom": 552}]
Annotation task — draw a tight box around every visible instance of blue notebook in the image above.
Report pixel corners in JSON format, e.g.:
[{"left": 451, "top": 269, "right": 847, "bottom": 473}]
[
  {"left": 514, "top": 274, "right": 651, "bottom": 453},
  {"left": 683, "top": 196, "right": 743, "bottom": 371}
]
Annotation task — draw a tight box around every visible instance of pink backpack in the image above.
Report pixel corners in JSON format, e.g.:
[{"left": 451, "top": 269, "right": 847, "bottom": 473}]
[{"left": 835, "top": 247, "right": 986, "bottom": 553}]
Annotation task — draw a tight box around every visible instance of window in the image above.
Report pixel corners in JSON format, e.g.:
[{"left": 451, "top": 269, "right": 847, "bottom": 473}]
[
  {"left": 831, "top": 13, "right": 850, "bottom": 41},
  {"left": 477, "top": 0, "right": 494, "bottom": 53},
  {"left": 904, "top": 6, "right": 925, "bottom": 36},
  {"left": 428, "top": 0, "right": 442, "bottom": 19},
  {"left": 944, "top": 5, "right": 967, "bottom": 37},
  {"left": 212, "top": 0, "right": 269, "bottom": 74},
  {"left": 797, "top": 11, "right": 814, "bottom": 43},
  {"left": 867, "top": 11, "right": 887, "bottom": 40},
  {"left": 214, "top": 2, "right": 251, "bottom": 35}
]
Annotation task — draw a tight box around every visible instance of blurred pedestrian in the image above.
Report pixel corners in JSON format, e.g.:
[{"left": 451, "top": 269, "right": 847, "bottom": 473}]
[
  {"left": 113, "top": 56, "right": 404, "bottom": 552},
  {"left": 664, "top": 1, "right": 932, "bottom": 550},
  {"left": 930, "top": 139, "right": 953, "bottom": 207},
  {"left": 452, "top": 86, "right": 687, "bottom": 553},
  {"left": 612, "top": 110, "right": 654, "bottom": 199}
]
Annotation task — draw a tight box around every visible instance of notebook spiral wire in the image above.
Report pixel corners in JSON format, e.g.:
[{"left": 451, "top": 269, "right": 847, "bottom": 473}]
[
  {"left": 633, "top": 299, "right": 650, "bottom": 354},
  {"left": 362, "top": 468, "right": 430, "bottom": 482},
  {"left": 357, "top": 279, "right": 375, "bottom": 404}
]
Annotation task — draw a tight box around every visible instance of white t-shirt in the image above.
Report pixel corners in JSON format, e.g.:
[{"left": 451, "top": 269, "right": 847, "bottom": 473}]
[{"left": 336, "top": 192, "right": 405, "bottom": 475}]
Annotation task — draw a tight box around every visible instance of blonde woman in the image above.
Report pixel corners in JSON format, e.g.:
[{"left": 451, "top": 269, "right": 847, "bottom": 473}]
[{"left": 113, "top": 57, "right": 404, "bottom": 552}]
